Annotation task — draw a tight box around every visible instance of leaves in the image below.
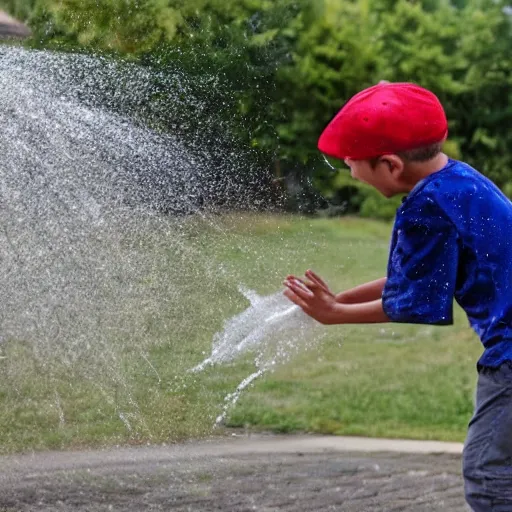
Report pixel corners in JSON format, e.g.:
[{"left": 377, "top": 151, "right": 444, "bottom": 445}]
[{"left": 6, "top": 0, "right": 512, "bottom": 212}]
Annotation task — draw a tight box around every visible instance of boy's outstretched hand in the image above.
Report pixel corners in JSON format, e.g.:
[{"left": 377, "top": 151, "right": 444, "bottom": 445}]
[
  {"left": 283, "top": 269, "right": 390, "bottom": 325},
  {"left": 283, "top": 270, "right": 344, "bottom": 325}
]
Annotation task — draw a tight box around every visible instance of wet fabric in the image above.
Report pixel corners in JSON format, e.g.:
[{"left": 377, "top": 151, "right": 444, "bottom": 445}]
[
  {"left": 463, "top": 363, "right": 512, "bottom": 511},
  {"left": 382, "top": 159, "right": 512, "bottom": 368}
]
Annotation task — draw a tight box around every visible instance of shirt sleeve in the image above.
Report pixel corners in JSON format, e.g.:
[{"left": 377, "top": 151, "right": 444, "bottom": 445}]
[{"left": 382, "top": 199, "right": 459, "bottom": 325}]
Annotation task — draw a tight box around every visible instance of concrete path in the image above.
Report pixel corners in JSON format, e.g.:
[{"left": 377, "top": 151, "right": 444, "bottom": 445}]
[{"left": 0, "top": 435, "right": 468, "bottom": 511}]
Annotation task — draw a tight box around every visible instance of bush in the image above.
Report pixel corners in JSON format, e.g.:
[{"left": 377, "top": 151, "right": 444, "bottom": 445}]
[{"left": 7, "top": 0, "right": 512, "bottom": 216}]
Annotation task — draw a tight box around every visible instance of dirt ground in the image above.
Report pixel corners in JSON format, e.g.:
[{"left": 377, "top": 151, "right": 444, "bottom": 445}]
[{"left": 0, "top": 435, "right": 468, "bottom": 511}]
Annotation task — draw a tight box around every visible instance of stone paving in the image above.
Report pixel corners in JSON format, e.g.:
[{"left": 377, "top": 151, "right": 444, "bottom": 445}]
[{"left": 0, "top": 437, "right": 468, "bottom": 511}]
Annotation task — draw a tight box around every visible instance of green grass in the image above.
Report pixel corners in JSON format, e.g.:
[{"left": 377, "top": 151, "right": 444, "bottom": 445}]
[{"left": 0, "top": 213, "right": 481, "bottom": 453}]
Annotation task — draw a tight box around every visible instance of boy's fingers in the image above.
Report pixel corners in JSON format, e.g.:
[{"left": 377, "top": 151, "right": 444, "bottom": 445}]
[
  {"left": 305, "top": 277, "right": 329, "bottom": 294},
  {"left": 306, "top": 275, "right": 325, "bottom": 290},
  {"left": 287, "top": 278, "right": 332, "bottom": 302},
  {"left": 287, "top": 276, "right": 316, "bottom": 293},
  {"left": 283, "top": 288, "right": 311, "bottom": 312},
  {"left": 307, "top": 271, "right": 327, "bottom": 288},
  {"left": 287, "top": 276, "right": 306, "bottom": 285},
  {"left": 284, "top": 280, "right": 314, "bottom": 300},
  {"left": 286, "top": 273, "right": 325, "bottom": 293},
  {"left": 303, "top": 280, "right": 324, "bottom": 291},
  {"left": 305, "top": 270, "right": 329, "bottom": 288},
  {"left": 286, "top": 275, "right": 310, "bottom": 287}
]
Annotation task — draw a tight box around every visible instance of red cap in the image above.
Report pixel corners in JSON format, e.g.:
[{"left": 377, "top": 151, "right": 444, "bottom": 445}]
[{"left": 318, "top": 83, "right": 448, "bottom": 160}]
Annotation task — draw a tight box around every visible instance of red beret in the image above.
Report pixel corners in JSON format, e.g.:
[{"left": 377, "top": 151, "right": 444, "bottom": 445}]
[{"left": 318, "top": 82, "right": 448, "bottom": 160}]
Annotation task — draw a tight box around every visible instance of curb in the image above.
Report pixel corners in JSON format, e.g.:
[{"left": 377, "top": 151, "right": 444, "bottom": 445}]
[{"left": 0, "top": 435, "right": 463, "bottom": 479}]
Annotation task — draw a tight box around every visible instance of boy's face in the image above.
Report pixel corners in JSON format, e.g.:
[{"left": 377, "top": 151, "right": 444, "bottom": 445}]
[{"left": 344, "top": 157, "right": 405, "bottom": 197}]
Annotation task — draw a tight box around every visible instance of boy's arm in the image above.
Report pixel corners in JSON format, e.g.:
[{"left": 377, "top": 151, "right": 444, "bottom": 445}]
[
  {"left": 335, "top": 278, "right": 387, "bottom": 304},
  {"left": 332, "top": 299, "right": 390, "bottom": 324},
  {"left": 286, "top": 197, "right": 459, "bottom": 326}
]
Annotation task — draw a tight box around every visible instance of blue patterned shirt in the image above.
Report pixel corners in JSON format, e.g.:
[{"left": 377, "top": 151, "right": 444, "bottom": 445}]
[{"left": 382, "top": 159, "right": 512, "bottom": 368}]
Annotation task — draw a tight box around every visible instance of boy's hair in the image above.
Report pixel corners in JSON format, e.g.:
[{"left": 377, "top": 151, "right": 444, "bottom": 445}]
[
  {"left": 369, "top": 141, "right": 444, "bottom": 168},
  {"left": 398, "top": 141, "right": 444, "bottom": 162}
]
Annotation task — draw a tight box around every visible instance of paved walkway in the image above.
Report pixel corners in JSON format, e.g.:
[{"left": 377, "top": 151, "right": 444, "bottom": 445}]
[{"left": 0, "top": 435, "right": 468, "bottom": 511}]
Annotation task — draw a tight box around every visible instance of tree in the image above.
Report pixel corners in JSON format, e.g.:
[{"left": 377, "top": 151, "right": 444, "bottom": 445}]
[
  {"left": 0, "top": 0, "right": 36, "bottom": 21},
  {"left": 6, "top": 0, "right": 512, "bottom": 214}
]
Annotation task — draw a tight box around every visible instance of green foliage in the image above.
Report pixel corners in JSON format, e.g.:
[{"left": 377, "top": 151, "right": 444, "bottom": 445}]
[
  {"left": 32, "top": 0, "right": 180, "bottom": 54},
  {"left": 5, "top": 0, "right": 512, "bottom": 215},
  {"left": 0, "top": 0, "right": 36, "bottom": 21}
]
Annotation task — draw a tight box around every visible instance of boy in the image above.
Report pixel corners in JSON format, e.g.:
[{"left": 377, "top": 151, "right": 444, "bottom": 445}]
[{"left": 284, "top": 82, "right": 512, "bottom": 511}]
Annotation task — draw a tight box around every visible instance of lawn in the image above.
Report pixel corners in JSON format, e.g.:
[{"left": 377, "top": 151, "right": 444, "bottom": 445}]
[{"left": 0, "top": 213, "right": 481, "bottom": 453}]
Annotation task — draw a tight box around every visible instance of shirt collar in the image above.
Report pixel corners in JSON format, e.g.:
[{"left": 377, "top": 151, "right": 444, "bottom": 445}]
[{"left": 401, "top": 159, "right": 457, "bottom": 204}]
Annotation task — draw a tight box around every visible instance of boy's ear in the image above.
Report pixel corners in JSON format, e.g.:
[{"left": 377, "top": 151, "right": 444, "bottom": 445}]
[{"left": 378, "top": 154, "right": 405, "bottom": 179}]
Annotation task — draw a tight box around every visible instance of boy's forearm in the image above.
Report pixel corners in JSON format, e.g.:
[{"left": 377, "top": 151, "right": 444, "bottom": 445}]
[
  {"left": 328, "top": 299, "right": 390, "bottom": 324},
  {"left": 335, "top": 277, "right": 387, "bottom": 304}
]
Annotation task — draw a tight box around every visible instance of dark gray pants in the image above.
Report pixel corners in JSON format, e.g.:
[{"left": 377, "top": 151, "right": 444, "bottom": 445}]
[{"left": 463, "top": 363, "right": 512, "bottom": 511}]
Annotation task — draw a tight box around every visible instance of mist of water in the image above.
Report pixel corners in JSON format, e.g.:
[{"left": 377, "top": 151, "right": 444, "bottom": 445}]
[{"left": 0, "top": 45, "right": 323, "bottom": 439}]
